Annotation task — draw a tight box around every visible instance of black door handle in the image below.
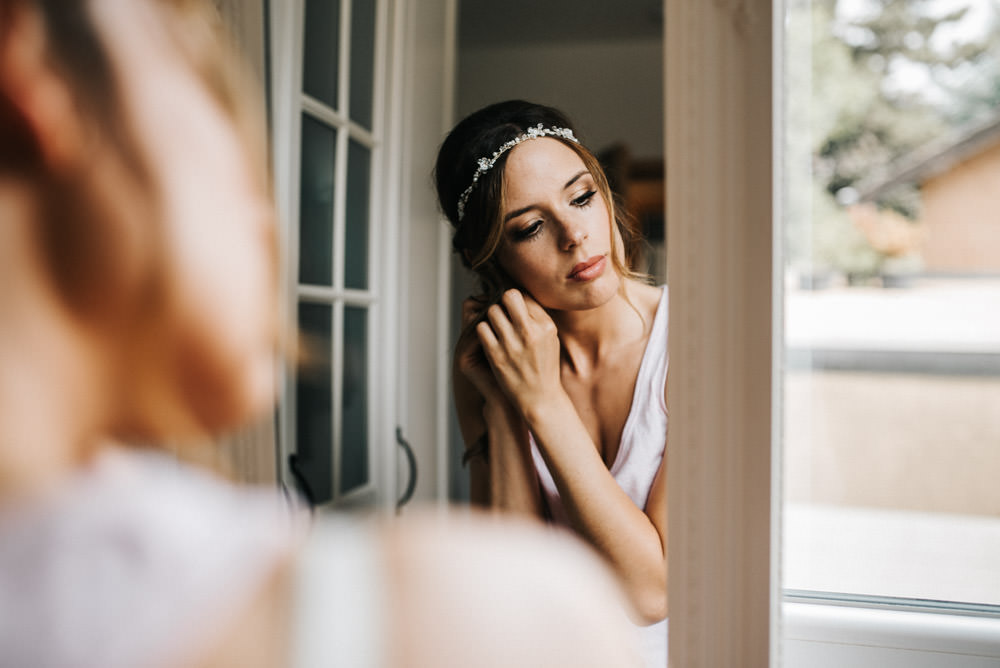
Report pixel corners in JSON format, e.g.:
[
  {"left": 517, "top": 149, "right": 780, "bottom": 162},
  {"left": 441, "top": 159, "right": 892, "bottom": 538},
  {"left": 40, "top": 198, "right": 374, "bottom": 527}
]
[{"left": 396, "top": 427, "right": 417, "bottom": 511}]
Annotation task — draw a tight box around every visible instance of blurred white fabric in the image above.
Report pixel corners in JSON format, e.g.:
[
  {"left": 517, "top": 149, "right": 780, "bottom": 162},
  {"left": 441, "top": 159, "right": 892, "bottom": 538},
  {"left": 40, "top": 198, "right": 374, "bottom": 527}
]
[{"left": 0, "top": 448, "right": 301, "bottom": 668}]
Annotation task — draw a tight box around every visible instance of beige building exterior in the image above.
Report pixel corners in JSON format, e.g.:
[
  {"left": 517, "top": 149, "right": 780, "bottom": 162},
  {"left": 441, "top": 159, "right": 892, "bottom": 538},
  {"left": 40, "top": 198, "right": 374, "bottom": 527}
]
[
  {"left": 861, "top": 115, "right": 1000, "bottom": 274},
  {"left": 921, "top": 134, "right": 1000, "bottom": 273}
]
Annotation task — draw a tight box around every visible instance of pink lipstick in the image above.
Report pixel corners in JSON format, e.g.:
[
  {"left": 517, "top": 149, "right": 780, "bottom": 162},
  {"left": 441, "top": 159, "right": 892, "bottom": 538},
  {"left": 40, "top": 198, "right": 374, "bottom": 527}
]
[{"left": 567, "top": 255, "right": 607, "bottom": 282}]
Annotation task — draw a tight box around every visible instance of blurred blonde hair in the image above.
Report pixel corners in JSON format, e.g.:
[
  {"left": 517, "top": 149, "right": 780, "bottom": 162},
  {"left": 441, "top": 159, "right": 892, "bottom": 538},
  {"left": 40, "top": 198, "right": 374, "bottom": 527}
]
[
  {"left": 0, "top": 0, "right": 274, "bottom": 329},
  {"left": 0, "top": 0, "right": 281, "bottom": 469}
]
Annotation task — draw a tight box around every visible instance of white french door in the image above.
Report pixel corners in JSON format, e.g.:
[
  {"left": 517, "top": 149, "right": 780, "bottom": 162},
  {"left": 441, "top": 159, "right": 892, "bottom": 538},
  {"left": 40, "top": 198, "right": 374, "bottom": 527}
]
[
  {"left": 269, "top": 0, "right": 456, "bottom": 511},
  {"left": 270, "top": 0, "right": 393, "bottom": 509}
]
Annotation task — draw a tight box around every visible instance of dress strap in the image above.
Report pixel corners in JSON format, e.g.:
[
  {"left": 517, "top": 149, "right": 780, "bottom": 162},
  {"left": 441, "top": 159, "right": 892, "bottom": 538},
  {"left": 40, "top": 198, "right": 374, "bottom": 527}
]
[{"left": 292, "top": 518, "right": 386, "bottom": 668}]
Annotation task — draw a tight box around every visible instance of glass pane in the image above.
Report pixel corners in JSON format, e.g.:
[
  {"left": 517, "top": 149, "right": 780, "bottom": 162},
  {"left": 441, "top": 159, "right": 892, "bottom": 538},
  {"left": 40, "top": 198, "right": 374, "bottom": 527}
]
[
  {"left": 782, "top": 0, "right": 1000, "bottom": 606},
  {"left": 295, "top": 302, "right": 333, "bottom": 505},
  {"left": 303, "top": 0, "right": 341, "bottom": 109},
  {"left": 345, "top": 139, "right": 370, "bottom": 289},
  {"left": 298, "top": 114, "right": 336, "bottom": 286},
  {"left": 349, "top": 0, "right": 376, "bottom": 128},
  {"left": 340, "top": 306, "right": 369, "bottom": 493}
]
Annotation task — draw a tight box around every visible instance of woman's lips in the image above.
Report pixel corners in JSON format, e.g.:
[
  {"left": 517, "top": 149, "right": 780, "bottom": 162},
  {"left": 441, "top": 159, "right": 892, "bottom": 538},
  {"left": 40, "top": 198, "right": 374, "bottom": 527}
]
[{"left": 567, "top": 255, "right": 607, "bottom": 281}]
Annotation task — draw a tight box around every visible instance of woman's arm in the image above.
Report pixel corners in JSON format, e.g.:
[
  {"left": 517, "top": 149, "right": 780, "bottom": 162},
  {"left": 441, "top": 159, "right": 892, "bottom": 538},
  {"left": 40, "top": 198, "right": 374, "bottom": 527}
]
[
  {"left": 528, "top": 403, "right": 667, "bottom": 624},
  {"left": 453, "top": 300, "right": 542, "bottom": 516},
  {"left": 476, "top": 290, "right": 667, "bottom": 623}
]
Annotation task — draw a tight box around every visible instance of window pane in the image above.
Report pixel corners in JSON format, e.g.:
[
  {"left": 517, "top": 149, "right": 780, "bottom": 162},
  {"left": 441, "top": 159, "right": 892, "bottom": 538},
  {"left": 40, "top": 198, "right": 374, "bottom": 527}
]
[
  {"left": 345, "top": 139, "right": 370, "bottom": 289},
  {"left": 340, "top": 306, "right": 368, "bottom": 493},
  {"left": 296, "top": 302, "right": 333, "bottom": 505},
  {"left": 303, "top": 0, "right": 341, "bottom": 109},
  {"left": 782, "top": 0, "right": 1000, "bottom": 606},
  {"left": 298, "top": 114, "right": 336, "bottom": 286},
  {"left": 349, "top": 0, "right": 376, "bottom": 129}
]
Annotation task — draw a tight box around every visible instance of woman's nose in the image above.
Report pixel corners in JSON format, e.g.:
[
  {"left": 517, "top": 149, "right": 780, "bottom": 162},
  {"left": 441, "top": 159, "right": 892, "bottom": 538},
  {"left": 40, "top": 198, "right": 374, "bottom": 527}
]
[{"left": 560, "top": 219, "right": 589, "bottom": 251}]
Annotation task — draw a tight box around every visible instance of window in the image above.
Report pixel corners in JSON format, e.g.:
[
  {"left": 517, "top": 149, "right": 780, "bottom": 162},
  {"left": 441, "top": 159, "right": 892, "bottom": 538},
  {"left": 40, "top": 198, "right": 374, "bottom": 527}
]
[
  {"left": 781, "top": 0, "right": 1000, "bottom": 609},
  {"left": 270, "top": 0, "right": 388, "bottom": 508},
  {"left": 665, "top": 1, "right": 1000, "bottom": 665},
  {"left": 778, "top": 2, "right": 1000, "bottom": 664}
]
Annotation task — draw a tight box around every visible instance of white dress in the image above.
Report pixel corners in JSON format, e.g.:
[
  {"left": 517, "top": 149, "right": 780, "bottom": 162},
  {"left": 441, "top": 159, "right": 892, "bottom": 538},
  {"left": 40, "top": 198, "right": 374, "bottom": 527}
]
[{"left": 529, "top": 286, "right": 669, "bottom": 668}]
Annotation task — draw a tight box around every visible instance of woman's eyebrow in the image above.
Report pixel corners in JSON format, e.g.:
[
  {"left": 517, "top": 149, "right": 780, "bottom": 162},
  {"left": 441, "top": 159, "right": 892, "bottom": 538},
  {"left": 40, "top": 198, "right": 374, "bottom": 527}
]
[
  {"left": 564, "top": 169, "right": 589, "bottom": 189},
  {"left": 503, "top": 170, "right": 591, "bottom": 223},
  {"left": 504, "top": 205, "right": 533, "bottom": 224}
]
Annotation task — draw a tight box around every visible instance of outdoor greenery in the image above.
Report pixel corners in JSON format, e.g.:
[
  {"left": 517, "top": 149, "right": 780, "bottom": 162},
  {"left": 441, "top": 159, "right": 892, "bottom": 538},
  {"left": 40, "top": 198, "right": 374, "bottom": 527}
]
[{"left": 785, "top": 0, "right": 1000, "bottom": 282}]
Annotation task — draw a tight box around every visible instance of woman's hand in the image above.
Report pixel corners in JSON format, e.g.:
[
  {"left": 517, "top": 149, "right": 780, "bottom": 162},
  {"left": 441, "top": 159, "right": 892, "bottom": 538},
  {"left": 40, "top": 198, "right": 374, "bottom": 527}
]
[
  {"left": 454, "top": 297, "right": 539, "bottom": 512},
  {"left": 454, "top": 298, "right": 516, "bottom": 450},
  {"left": 454, "top": 298, "right": 503, "bottom": 404},
  {"left": 475, "top": 289, "right": 563, "bottom": 415}
]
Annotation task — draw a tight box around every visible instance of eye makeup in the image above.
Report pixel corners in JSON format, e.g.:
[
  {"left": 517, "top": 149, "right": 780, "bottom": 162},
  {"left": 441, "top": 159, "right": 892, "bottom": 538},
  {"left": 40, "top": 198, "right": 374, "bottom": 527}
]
[{"left": 504, "top": 172, "right": 599, "bottom": 243}]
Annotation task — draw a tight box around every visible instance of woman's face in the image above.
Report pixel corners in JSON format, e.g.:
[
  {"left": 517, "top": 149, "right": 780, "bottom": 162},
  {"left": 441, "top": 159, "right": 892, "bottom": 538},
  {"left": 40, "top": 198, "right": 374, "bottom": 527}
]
[
  {"left": 496, "top": 138, "right": 621, "bottom": 311},
  {"left": 92, "top": 0, "right": 277, "bottom": 432}
]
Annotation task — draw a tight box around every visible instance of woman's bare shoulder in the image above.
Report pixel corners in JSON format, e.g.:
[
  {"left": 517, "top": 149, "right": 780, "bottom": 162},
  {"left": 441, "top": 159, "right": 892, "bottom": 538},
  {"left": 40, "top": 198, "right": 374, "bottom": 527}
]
[{"left": 625, "top": 280, "right": 664, "bottom": 322}]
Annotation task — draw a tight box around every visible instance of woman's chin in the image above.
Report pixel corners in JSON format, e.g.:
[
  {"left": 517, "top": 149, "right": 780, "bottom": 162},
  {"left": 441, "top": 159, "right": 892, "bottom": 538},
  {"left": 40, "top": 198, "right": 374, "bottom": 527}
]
[{"left": 570, "top": 271, "right": 621, "bottom": 308}]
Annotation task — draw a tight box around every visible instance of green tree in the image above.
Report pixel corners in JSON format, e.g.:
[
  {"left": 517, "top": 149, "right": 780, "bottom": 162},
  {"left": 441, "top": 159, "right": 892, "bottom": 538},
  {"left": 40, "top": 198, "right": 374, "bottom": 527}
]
[{"left": 785, "top": 0, "right": 998, "bottom": 276}]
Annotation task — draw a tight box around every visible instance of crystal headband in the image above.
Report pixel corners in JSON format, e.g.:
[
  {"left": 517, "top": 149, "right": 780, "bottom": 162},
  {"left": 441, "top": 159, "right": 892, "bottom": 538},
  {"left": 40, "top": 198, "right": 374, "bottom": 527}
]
[{"left": 456, "top": 124, "right": 579, "bottom": 220}]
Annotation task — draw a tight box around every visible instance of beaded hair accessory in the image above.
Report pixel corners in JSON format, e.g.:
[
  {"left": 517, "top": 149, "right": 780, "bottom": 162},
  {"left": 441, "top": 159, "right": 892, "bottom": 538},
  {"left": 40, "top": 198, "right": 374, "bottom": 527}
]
[{"left": 456, "top": 123, "right": 578, "bottom": 221}]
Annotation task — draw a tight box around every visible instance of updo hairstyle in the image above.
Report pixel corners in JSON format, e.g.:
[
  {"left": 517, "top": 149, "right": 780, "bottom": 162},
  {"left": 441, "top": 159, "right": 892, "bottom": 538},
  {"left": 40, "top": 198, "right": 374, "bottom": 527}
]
[{"left": 434, "top": 99, "right": 645, "bottom": 308}]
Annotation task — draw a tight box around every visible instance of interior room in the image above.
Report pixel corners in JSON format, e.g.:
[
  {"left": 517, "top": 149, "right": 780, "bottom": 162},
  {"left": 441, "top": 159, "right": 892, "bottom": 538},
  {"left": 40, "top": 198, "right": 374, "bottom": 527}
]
[
  {"left": 8, "top": 0, "right": 1000, "bottom": 665},
  {"left": 201, "top": 0, "right": 1000, "bottom": 664}
]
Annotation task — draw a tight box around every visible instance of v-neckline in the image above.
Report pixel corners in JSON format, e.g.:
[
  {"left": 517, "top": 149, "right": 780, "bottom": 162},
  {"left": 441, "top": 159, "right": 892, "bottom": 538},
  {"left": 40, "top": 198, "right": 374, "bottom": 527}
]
[{"left": 606, "top": 286, "right": 667, "bottom": 473}]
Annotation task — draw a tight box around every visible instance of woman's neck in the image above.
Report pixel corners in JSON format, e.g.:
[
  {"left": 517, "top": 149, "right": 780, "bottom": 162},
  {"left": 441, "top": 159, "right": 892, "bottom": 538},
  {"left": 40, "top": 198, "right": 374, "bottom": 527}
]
[
  {"left": 551, "top": 279, "right": 658, "bottom": 373},
  {"left": 0, "top": 192, "right": 109, "bottom": 502}
]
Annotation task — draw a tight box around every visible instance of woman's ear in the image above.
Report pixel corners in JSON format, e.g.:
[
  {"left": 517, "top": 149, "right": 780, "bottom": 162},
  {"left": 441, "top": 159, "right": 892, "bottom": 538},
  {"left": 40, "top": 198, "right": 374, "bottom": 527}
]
[{"left": 0, "top": 3, "right": 86, "bottom": 170}]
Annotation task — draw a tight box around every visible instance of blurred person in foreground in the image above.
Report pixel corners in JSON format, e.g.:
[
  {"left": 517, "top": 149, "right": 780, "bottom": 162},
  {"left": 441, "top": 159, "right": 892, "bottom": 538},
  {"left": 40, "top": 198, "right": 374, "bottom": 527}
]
[{"left": 0, "top": 1, "right": 644, "bottom": 666}]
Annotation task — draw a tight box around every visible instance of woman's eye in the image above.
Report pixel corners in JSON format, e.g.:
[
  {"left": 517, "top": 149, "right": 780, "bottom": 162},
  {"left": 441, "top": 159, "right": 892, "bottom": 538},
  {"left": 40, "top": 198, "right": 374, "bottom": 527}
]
[
  {"left": 513, "top": 220, "right": 543, "bottom": 241},
  {"left": 571, "top": 190, "right": 596, "bottom": 207}
]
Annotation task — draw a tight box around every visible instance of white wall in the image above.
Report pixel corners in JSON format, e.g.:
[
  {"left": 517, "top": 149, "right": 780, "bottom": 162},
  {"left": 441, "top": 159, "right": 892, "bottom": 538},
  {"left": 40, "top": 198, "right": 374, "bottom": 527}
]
[
  {"left": 457, "top": 39, "right": 663, "bottom": 160},
  {"left": 394, "top": 0, "right": 456, "bottom": 506}
]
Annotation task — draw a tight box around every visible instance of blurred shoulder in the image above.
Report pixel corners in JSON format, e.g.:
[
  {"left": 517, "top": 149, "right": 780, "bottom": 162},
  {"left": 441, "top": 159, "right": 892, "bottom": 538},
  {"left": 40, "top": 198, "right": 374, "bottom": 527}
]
[{"left": 377, "top": 509, "right": 645, "bottom": 668}]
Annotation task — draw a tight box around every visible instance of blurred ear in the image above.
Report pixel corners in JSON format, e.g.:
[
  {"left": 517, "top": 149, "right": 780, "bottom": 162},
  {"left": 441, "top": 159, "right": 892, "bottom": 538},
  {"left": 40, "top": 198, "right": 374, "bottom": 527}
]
[{"left": 0, "top": 3, "right": 86, "bottom": 170}]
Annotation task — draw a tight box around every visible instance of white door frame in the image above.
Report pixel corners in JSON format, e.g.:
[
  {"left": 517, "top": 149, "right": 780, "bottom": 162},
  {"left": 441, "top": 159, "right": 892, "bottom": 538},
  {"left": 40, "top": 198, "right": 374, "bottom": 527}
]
[{"left": 388, "top": 0, "right": 457, "bottom": 509}]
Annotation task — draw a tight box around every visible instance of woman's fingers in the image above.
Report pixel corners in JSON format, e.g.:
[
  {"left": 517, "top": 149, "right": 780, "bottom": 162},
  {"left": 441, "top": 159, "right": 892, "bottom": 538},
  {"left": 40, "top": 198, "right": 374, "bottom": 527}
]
[
  {"left": 484, "top": 301, "right": 519, "bottom": 346},
  {"left": 502, "top": 290, "right": 557, "bottom": 343},
  {"left": 475, "top": 319, "right": 501, "bottom": 359},
  {"left": 480, "top": 290, "right": 558, "bottom": 352},
  {"left": 496, "top": 289, "right": 545, "bottom": 328},
  {"left": 520, "top": 291, "right": 551, "bottom": 324},
  {"left": 473, "top": 290, "right": 564, "bottom": 412},
  {"left": 499, "top": 289, "right": 530, "bottom": 331}
]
